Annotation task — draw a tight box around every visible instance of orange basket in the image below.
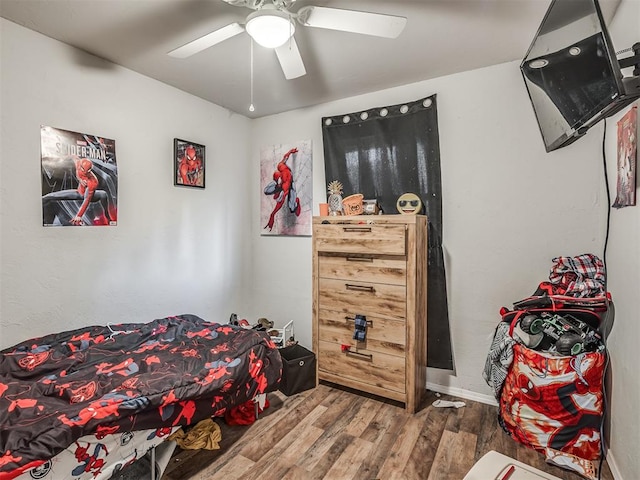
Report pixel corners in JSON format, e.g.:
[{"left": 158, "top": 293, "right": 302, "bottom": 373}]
[{"left": 342, "top": 194, "right": 364, "bottom": 215}]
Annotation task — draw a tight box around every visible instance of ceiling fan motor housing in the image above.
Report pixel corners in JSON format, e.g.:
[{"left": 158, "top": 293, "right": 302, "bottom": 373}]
[{"left": 245, "top": 7, "right": 295, "bottom": 48}]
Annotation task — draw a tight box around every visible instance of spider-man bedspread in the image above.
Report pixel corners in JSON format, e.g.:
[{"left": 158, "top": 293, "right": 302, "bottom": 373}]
[{"left": 0, "top": 314, "right": 283, "bottom": 479}]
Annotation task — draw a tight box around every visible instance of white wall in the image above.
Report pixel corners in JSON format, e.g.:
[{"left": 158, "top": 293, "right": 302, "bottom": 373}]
[
  {"left": 0, "top": 19, "right": 253, "bottom": 348},
  {"left": 601, "top": 0, "right": 640, "bottom": 478}
]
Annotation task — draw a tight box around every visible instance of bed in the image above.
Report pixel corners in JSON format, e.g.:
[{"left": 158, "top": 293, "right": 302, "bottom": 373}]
[
  {"left": 0, "top": 314, "right": 283, "bottom": 480},
  {"left": 10, "top": 426, "right": 180, "bottom": 480}
]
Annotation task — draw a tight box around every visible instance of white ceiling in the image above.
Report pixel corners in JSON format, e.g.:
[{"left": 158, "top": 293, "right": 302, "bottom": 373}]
[{"left": 0, "top": 0, "right": 622, "bottom": 118}]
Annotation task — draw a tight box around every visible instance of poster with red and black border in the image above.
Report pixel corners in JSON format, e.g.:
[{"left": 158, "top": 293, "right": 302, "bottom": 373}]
[{"left": 41, "top": 126, "right": 118, "bottom": 226}]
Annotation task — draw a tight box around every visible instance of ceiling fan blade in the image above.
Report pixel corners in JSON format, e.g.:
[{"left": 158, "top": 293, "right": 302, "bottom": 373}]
[
  {"left": 168, "top": 23, "right": 244, "bottom": 58},
  {"left": 275, "top": 37, "right": 306, "bottom": 79},
  {"left": 298, "top": 6, "right": 406, "bottom": 39}
]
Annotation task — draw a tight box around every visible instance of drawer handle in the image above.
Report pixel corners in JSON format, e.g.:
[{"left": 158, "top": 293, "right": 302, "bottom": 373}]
[
  {"left": 341, "top": 346, "right": 373, "bottom": 361},
  {"left": 345, "top": 284, "right": 375, "bottom": 293},
  {"left": 345, "top": 315, "right": 373, "bottom": 327},
  {"left": 346, "top": 256, "right": 374, "bottom": 263},
  {"left": 342, "top": 227, "right": 372, "bottom": 233},
  {"left": 347, "top": 350, "right": 372, "bottom": 360}
]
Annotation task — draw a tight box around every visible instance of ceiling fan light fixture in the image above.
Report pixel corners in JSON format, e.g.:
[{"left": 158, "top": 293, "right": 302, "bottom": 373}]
[{"left": 246, "top": 10, "right": 295, "bottom": 48}]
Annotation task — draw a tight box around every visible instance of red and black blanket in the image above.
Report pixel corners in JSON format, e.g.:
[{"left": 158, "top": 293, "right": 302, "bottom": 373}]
[{"left": 0, "top": 314, "right": 282, "bottom": 478}]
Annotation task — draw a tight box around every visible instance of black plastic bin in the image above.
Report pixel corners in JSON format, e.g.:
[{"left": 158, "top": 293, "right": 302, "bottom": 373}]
[{"left": 278, "top": 344, "right": 316, "bottom": 396}]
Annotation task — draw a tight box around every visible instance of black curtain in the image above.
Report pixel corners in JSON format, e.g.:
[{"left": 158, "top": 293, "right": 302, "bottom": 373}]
[{"left": 321, "top": 95, "right": 453, "bottom": 370}]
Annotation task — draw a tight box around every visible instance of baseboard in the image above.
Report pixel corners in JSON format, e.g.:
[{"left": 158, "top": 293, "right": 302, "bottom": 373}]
[
  {"left": 426, "top": 382, "right": 498, "bottom": 407},
  {"left": 605, "top": 448, "right": 624, "bottom": 480}
]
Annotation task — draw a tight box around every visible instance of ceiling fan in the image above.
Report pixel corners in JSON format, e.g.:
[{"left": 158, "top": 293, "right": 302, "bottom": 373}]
[{"left": 167, "top": 0, "right": 407, "bottom": 80}]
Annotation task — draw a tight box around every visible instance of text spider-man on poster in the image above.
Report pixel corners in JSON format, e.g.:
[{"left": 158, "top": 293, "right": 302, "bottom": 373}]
[{"left": 41, "top": 126, "right": 118, "bottom": 227}]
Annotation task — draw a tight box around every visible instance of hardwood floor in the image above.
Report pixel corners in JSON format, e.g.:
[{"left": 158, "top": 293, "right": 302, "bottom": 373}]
[{"left": 161, "top": 383, "right": 614, "bottom": 480}]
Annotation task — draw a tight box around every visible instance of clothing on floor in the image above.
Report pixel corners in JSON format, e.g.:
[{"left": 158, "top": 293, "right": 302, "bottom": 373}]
[
  {"left": 168, "top": 418, "right": 222, "bottom": 450},
  {"left": 224, "top": 396, "right": 270, "bottom": 426}
]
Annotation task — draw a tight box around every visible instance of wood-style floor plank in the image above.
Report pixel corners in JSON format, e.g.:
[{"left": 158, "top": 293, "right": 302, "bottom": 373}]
[
  {"left": 427, "top": 429, "right": 459, "bottom": 480},
  {"left": 162, "top": 383, "right": 615, "bottom": 480},
  {"left": 354, "top": 401, "right": 410, "bottom": 479},
  {"left": 318, "top": 435, "right": 374, "bottom": 480},
  {"left": 376, "top": 412, "right": 426, "bottom": 479},
  {"left": 403, "top": 401, "right": 450, "bottom": 478},
  {"left": 306, "top": 432, "right": 356, "bottom": 480},
  {"left": 195, "top": 454, "right": 254, "bottom": 480},
  {"left": 445, "top": 430, "right": 478, "bottom": 480},
  {"left": 281, "top": 465, "right": 314, "bottom": 480},
  {"left": 239, "top": 390, "right": 328, "bottom": 462},
  {"left": 343, "top": 397, "right": 382, "bottom": 438},
  {"left": 241, "top": 404, "right": 329, "bottom": 480}
]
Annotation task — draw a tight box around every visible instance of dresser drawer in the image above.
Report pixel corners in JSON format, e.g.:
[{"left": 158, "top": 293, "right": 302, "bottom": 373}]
[
  {"left": 318, "top": 255, "right": 406, "bottom": 286},
  {"left": 318, "top": 308, "right": 405, "bottom": 358},
  {"left": 318, "top": 278, "right": 407, "bottom": 321},
  {"left": 318, "top": 340, "right": 406, "bottom": 394},
  {"left": 313, "top": 224, "right": 406, "bottom": 255}
]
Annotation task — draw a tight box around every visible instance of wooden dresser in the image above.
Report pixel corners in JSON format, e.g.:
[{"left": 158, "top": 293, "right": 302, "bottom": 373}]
[{"left": 312, "top": 215, "right": 427, "bottom": 413}]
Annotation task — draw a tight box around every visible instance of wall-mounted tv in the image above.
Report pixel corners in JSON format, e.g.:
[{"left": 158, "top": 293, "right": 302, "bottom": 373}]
[{"left": 521, "top": 0, "right": 640, "bottom": 152}]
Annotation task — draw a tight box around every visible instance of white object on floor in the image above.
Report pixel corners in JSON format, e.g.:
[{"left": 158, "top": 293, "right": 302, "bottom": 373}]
[
  {"left": 254, "top": 393, "right": 267, "bottom": 410},
  {"left": 155, "top": 441, "right": 177, "bottom": 475},
  {"left": 463, "top": 450, "right": 562, "bottom": 480},
  {"left": 432, "top": 399, "right": 466, "bottom": 408}
]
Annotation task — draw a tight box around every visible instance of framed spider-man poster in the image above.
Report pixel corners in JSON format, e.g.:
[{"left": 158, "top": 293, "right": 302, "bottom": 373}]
[
  {"left": 613, "top": 105, "right": 637, "bottom": 208},
  {"left": 260, "top": 140, "right": 312, "bottom": 236},
  {"left": 174, "top": 138, "right": 205, "bottom": 188},
  {"left": 41, "top": 126, "right": 118, "bottom": 227}
]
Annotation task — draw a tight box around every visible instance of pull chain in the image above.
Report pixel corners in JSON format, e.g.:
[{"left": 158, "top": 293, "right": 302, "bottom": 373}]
[
  {"left": 249, "top": 39, "right": 255, "bottom": 112},
  {"left": 289, "top": 14, "right": 293, "bottom": 48}
]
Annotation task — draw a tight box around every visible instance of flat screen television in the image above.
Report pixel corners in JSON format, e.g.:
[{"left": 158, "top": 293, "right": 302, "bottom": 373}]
[{"left": 521, "top": 0, "right": 640, "bottom": 152}]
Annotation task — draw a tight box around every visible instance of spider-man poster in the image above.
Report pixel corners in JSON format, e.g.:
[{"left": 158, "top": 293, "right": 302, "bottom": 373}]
[
  {"left": 260, "top": 140, "right": 312, "bottom": 236},
  {"left": 174, "top": 138, "right": 205, "bottom": 188},
  {"left": 41, "top": 126, "right": 118, "bottom": 226},
  {"left": 612, "top": 105, "right": 637, "bottom": 208}
]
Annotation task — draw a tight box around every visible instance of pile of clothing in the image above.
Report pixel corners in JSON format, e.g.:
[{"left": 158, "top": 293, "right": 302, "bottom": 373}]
[{"left": 483, "top": 254, "right": 612, "bottom": 480}]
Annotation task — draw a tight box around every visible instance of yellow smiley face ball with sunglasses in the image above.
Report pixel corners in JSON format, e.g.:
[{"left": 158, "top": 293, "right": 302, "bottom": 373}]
[{"left": 396, "top": 193, "right": 423, "bottom": 215}]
